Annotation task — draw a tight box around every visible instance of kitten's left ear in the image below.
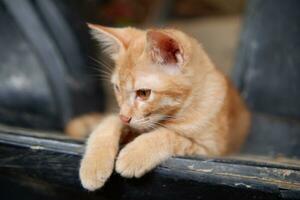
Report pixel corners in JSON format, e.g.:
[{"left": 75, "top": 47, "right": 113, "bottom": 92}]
[
  {"left": 88, "top": 23, "right": 130, "bottom": 60},
  {"left": 146, "top": 30, "right": 184, "bottom": 68}
]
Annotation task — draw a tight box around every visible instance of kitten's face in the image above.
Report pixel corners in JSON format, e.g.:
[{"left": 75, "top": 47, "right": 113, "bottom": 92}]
[
  {"left": 112, "top": 57, "right": 190, "bottom": 131},
  {"left": 89, "top": 25, "right": 193, "bottom": 130}
]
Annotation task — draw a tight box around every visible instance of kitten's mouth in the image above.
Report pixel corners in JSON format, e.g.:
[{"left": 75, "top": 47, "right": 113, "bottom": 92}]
[
  {"left": 129, "top": 114, "right": 174, "bottom": 132},
  {"left": 129, "top": 117, "right": 157, "bottom": 132}
]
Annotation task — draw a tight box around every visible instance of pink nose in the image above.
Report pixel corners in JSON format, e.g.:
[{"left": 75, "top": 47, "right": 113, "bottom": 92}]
[{"left": 119, "top": 115, "right": 132, "bottom": 124}]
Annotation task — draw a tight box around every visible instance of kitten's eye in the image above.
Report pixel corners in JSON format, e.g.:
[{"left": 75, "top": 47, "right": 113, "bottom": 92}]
[
  {"left": 114, "top": 84, "right": 120, "bottom": 92},
  {"left": 136, "top": 89, "right": 151, "bottom": 100}
]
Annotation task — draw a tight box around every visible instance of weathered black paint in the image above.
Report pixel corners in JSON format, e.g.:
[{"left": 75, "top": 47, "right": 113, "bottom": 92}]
[{"left": 0, "top": 126, "right": 299, "bottom": 200}]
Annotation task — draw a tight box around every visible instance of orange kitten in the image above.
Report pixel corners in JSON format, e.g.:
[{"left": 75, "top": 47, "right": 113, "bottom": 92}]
[{"left": 78, "top": 24, "right": 251, "bottom": 191}]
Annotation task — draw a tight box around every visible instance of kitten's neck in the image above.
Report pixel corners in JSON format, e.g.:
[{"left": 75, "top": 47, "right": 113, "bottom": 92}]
[{"left": 166, "top": 67, "right": 227, "bottom": 137}]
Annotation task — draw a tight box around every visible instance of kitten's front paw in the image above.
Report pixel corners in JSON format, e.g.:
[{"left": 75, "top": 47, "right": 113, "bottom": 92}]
[
  {"left": 115, "top": 139, "right": 165, "bottom": 178},
  {"left": 79, "top": 154, "right": 114, "bottom": 191}
]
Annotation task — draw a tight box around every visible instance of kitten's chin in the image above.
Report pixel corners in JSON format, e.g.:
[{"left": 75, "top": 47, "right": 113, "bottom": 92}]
[{"left": 129, "top": 115, "right": 165, "bottom": 132}]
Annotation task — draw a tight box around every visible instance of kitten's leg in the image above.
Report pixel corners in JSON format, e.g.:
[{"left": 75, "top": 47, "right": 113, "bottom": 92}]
[
  {"left": 115, "top": 128, "right": 207, "bottom": 178},
  {"left": 65, "top": 113, "right": 103, "bottom": 139},
  {"left": 79, "top": 115, "right": 122, "bottom": 191}
]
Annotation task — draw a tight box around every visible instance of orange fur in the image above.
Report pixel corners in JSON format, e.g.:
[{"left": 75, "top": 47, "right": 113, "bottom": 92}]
[
  {"left": 77, "top": 24, "right": 251, "bottom": 190},
  {"left": 65, "top": 113, "right": 102, "bottom": 139}
]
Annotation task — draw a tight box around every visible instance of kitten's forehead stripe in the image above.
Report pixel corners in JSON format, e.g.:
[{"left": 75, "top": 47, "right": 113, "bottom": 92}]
[
  {"left": 125, "top": 80, "right": 131, "bottom": 90},
  {"left": 160, "top": 97, "right": 178, "bottom": 107},
  {"left": 135, "top": 74, "right": 161, "bottom": 90}
]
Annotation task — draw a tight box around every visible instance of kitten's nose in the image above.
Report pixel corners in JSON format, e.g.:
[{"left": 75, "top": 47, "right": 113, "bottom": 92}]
[{"left": 119, "top": 115, "right": 132, "bottom": 124}]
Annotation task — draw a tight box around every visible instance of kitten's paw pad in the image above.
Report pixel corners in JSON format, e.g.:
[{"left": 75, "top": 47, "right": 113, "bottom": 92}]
[
  {"left": 79, "top": 157, "right": 113, "bottom": 191},
  {"left": 115, "top": 145, "right": 155, "bottom": 178}
]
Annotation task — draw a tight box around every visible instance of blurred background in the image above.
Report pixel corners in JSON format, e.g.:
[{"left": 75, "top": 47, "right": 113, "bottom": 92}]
[
  {"left": 74, "top": 0, "right": 245, "bottom": 74},
  {"left": 0, "top": 0, "right": 300, "bottom": 160},
  {"left": 0, "top": 0, "right": 246, "bottom": 129}
]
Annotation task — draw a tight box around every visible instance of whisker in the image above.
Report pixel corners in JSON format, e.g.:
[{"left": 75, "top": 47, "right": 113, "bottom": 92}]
[
  {"left": 86, "top": 64, "right": 113, "bottom": 82},
  {"left": 96, "top": 76, "right": 111, "bottom": 81},
  {"left": 85, "top": 71, "right": 110, "bottom": 79},
  {"left": 87, "top": 74, "right": 111, "bottom": 82},
  {"left": 95, "top": 70, "right": 112, "bottom": 77},
  {"left": 89, "top": 56, "right": 114, "bottom": 73},
  {"left": 88, "top": 64, "right": 112, "bottom": 76},
  {"left": 135, "top": 118, "right": 148, "bottom": 124},
  {"left": 153, "top": 121, "right": 169, "bottom": 130},
  {"left": 165, "top": 114, "right": 185, "bottom": 121}
]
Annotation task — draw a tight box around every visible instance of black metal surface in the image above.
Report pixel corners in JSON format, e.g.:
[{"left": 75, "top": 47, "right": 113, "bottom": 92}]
[{"left": 0, "top": 126, "right": 299, "bottom": 200}]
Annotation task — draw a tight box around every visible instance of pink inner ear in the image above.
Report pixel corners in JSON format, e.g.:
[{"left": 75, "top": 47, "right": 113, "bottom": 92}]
[{"left": 147, "top": 31, "right": 181, "bottom": 65}]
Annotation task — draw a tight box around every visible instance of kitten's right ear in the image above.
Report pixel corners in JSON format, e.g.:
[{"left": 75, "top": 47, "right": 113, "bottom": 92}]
[{"left": 88, "top": 23, "right": 129, "bottom": 60}]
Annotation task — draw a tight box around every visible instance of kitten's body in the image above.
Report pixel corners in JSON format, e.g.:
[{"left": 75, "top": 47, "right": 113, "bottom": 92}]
[{"left": 71, "top": 25, "right": 250, "bottom": 190}]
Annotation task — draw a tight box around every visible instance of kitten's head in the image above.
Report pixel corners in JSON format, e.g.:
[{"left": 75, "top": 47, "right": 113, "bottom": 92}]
[{"left": 89, "top": 24, "right": 199, "bottom": 131}]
